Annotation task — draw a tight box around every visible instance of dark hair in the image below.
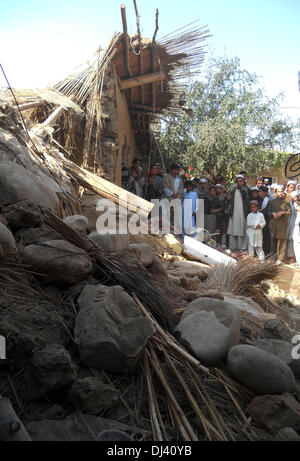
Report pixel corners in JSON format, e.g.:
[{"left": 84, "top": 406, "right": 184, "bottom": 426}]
[
  {"left": 132, "top": 157, "right": 142, "bottom": 165},
  {"left": 259, "top": 186, "right": 268, "bottom": 194},
  {"left": 209, "top": 185, "right": 216, "bottom": 191},
  {"left": 256, "top": 177, "right": 263, "bottom": 182},
  {"left": 170, "top": 163, "right": 181, "bottom": 171},
  {"left": 185, "top": 180, "right": 193, "bottom": 187}
]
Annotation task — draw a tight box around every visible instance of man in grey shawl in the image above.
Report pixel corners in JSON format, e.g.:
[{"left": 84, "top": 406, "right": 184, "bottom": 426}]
[{"left": 227, "top": 174, "right": 250, "bottom": 252}]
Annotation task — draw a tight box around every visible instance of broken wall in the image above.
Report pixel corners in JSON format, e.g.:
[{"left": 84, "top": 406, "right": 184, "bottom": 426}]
[{"left": 82, "top": 65, "right": 137, "bottom": 186}]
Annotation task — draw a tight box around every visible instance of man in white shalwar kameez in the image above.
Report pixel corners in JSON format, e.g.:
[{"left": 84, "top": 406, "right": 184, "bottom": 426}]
[
  {"left": 227, "top": 175, "right": 250, "bottom": 251},
  {"left": 247, "top": 201, "right": 266, "bottom": 260}
]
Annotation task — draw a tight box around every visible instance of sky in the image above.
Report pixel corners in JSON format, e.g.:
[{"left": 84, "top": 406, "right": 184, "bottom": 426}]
[{"left": 0, "top": 0, "right": 299, "bottom": 132}]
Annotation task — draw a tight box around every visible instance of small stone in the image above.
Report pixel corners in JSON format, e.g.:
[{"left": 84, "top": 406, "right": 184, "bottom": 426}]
[
  {"left": 148, "top": 256, "right": 169, "bottom": 279},
  {"left": 259, "top": 318, "right": 293, "bottom": 342},
  {"left": 70, "top": 378, "right": 120, "bottom": 415},
  {"left": 247, "top": 393, "right": 300, "bottom": 434},
  {"left": 31, "top": 344, "right": 76, "bottom": 392},
  {"left": 88, "top": 232, "right": 129, "bottom": 253},
  {"left": 63, "top": 215, "right": 88, "bottom": 232},
  {"left": 117, "top": 243, "right": 155, "bottom": 268}
]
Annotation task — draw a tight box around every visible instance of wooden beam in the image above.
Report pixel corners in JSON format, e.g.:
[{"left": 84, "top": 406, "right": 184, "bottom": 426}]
[
  {"left": 133, "top": 0, "right": 141, "bottom": 40},
  {"left": 130, "top": 103, "right": 158, "bottom": 111},
  {"left": 152, "top": 9, "right": 159, "bottom": 43},
  {"left": 120, "top": 71, "right": 166, "bottom": 91},
  {"left": 15, "top": 101, "right": 43, "bottom": 112},
  {"left": 120, "top": 4, "right": 132, "bottom": 78},
  {"left": 41, "top": 105, "right": 66, "bottom": 127},
  {"left": 133, "top": 0, "right": 144, "bottom": 105},
  {"left": 51, "top": 149, "right": 153, "bottom": 218}
]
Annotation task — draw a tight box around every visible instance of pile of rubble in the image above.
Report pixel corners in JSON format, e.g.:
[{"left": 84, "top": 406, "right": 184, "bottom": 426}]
[
  {"left": 1, "top": 80, "right": 300, "bottom": 443},
  {"left": 0, "top": 195, "right": 300, "bottom": 441}
]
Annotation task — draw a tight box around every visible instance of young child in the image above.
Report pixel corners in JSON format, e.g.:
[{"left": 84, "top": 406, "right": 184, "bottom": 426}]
[{"left": 247, "top": 200, "right": 266, "bottom": 261}]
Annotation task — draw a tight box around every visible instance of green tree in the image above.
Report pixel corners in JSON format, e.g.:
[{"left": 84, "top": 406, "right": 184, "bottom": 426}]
[{"left": 159, "top": 56, "right": 296, "bottom": 182}]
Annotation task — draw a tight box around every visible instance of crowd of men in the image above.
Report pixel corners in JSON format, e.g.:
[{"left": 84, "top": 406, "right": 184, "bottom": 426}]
[{"left": 122, "top": 157, "right": 300, "bottom": 266}]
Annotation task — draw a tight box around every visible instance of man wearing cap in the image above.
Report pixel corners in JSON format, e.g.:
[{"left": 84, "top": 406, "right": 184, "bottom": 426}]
[
  {"left": 270, "top": 183, "right": 278, "bottom": 201},
  {"left": 264, "top": 178, "right": 272, "bottom": 195},
  {"left": 250, "top": 187, "right": 262, "bottom": 208},
  {"left": 227, "top": 175, "right": 250, "bottom": 252},
  {"left": 197, "top": 179, "right": 209, "bottom": 199},
  {"left": 239, "top": 171, "right": 251, "bottom": 193},
  {"left": 268, "top": 185, "right": 292, "bottom": 264},
  {"left": 286, "top": 181, "right": 297, "bottom": 201}
]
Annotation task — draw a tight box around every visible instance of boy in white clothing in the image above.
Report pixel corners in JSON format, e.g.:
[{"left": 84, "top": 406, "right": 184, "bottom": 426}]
[{"left": 247, "top": 201, "right": 266, "bottom": 261}]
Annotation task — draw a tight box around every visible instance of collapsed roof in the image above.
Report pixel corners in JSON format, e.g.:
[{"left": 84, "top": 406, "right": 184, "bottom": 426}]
[{"left": 1, "top": 5, "right": 209, "bottom": 213}]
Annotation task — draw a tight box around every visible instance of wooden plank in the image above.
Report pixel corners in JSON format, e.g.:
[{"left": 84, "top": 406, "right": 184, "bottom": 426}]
[
  {"left": 120, "top": 4, "right": 132, "bottom": 78},
  {"left": 152, "top": 9, "right": 159, "bottom": 43},
  {"left": 41, "top": 105, "right": 66, "bottom": 127},
  {"left": 120, "top": 71, "right": 166, "bottom": 90},
  {"left": 130, "top": 103, "right": 159, "bottom": 111},
  {"left": 120, "top": 3, "right": 133, "bottom": 104}
]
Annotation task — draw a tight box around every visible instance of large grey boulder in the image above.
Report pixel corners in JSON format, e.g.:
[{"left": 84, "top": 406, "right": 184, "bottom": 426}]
[
  {"left": 1, "top": 201, "right": 41, "bottom": 230},
  {"left": 0, "top": 222, "right": 16, "bottom": 258},
  {"left": 0, "top": 161, "right": 60, "bottom": 211},
  {"left": 88, "top": 232, "right": 129, "bottom": 253},
  {"left": 247, "top": 393, "right": 300, "bottom": 434},
  {"left": 255, "top": 339, "right": 300, "bottom": 379},
  {"left": 15, "top": 225, "right": 62, "bottom": 246},
  {"left": 21, "top": 240, "right": 93, "bottom": 286},
  {"left": 175, "top": 298, "right": 240, "bottom": 365},
  {"left": 74, "top": 285, "right": 154, "bottom": 373},
  {"left": 63, "top": 215, "right": 88, "bottom": 232},
  {"left": 227, "top": 345, "right": 296, "bottom": 395},
  {"left": 70, "top": 378, "right": 120, "bottom": 415}
]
